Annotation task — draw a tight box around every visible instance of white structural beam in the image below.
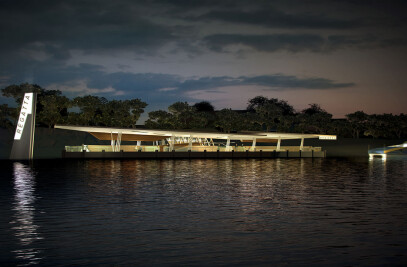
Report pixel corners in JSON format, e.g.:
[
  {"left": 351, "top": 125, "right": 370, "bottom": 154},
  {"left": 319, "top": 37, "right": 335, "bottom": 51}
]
[
  {"left": 111, "top": 132, "right": 115, "bottom": 152},
  {"left": 277, "top": 138, "right": 281, "bottom": 151},
  {"left": 110, "top": 132, "right": 122, "bottom": 152},
  {"left": 300, "top": 138, "right": 304, "bottom": 150},
  {"left": 136, "top": 141, "right": 141, "bottom": 151},
  {"left": 251, "top": 138, "right": 257, "bottom": 151},
  {"left": 116, "top": 132, "right": 122, "bottom": 152},
  {"left": 188, "top": 136, "right": 193, "bottom": 151},
  {"left": 170, "top": 135, "right": 175, "bottom": 151},
  {"left": 226, "top": 137, "right": 231, "bottom": 151}
]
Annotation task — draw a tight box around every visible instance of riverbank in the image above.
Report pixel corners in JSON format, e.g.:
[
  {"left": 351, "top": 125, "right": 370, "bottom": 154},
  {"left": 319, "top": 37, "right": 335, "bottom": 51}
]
[{"left": 0, "top": 127, "right": 404, "bottom": 159}]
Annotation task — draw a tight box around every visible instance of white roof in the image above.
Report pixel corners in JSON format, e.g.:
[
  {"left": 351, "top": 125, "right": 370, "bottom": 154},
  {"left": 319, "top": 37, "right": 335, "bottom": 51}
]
[{"left": 55, "top": 125, "right": 336, "bottom": 141}]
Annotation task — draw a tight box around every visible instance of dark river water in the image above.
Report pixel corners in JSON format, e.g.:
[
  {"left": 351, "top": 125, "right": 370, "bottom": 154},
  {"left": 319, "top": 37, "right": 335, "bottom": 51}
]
[{"left": 1, "top": 158, "right": 406, "bottom": 266}]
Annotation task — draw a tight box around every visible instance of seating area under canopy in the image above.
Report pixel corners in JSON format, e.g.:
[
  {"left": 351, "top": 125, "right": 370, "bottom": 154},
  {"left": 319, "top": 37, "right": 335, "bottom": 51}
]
[{"left": 55, "top": 125, "right": 336, "bottom": 153}]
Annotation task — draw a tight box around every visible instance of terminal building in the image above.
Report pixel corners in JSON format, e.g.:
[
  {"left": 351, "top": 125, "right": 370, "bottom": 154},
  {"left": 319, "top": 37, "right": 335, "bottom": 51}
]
[{"left": 55, "top": 125, "right": 337, "bottom": 159}]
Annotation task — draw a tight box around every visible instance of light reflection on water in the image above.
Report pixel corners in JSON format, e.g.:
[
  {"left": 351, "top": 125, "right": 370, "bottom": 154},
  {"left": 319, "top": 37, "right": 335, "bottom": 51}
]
[
  {"left": 0, "top": 158, "right": 406, "bottom": 266},
  {"left": 10, "top": 162, "right": 43, "bottom": 266}
]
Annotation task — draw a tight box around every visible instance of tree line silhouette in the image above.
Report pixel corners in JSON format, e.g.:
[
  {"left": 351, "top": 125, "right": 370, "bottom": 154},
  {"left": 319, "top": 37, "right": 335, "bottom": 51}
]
[{"left": 1, "top": 83, "right": 406, "bottom": 139}]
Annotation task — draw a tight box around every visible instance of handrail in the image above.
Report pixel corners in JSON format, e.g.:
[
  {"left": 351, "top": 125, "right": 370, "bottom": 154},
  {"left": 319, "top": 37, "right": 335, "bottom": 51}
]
[{"left": 65, "top": 145, "right": 321, "bottom": 153}]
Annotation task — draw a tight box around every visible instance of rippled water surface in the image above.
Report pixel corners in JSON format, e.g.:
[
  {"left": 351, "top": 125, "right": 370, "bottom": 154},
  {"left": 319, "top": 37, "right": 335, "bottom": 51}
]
[{"left": 1, "top": 158, "right": 407, "bottom": 266}]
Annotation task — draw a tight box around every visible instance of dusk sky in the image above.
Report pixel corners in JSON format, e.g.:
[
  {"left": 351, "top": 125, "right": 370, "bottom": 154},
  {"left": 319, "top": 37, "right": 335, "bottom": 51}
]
[{"left": 1, "top": 0, "right": 406, "bottom": 121}]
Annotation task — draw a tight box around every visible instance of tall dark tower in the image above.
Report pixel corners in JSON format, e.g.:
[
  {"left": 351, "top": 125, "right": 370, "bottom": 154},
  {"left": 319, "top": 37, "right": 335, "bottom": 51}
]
[{"left": 10, "top": 93, "right": 37, "bottom": 160}]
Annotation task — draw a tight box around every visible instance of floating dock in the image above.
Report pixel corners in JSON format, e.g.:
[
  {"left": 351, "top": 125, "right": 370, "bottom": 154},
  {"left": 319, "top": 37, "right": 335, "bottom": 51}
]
[
  {"left": 62, "top": 144, "right": 327, "bottom": 159},
  {"left": 62, "top": 148, "right": 326, "bottom": 159}
]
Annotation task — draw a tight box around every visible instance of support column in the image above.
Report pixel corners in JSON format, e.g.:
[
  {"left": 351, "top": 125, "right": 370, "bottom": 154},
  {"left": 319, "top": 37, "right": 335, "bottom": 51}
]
[
  {"left": 170, "top": 135, "right": 175, "bottom": 151},
  {"left": 300, "top": 138, "right": 304, "bottom": 151},
  {"left": 226, "top": 137, "right": 231, "bottom": 151},
  {"left": 136, "top": 141, "right": 141, "bottom": 151},
  {"left": 116, "top": 132, "right": 122, "bottom": 152},
  {"left": 111, "top": 132, "right": 115, "bottom": 152},
  {"left": 188, "top": 136, "right": 193, "bottom": 151},
  {"left": 277, "top": 138, "right": 281, "bottom": 151},
  {"left": 251, "top": 138, "right": 257, "bottom": 152}
]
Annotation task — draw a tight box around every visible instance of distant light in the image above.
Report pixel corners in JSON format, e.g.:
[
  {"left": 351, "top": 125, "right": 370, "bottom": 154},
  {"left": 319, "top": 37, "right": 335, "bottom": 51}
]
[{"left": 319, "top": 135, "right": 336, "bottom": 140}]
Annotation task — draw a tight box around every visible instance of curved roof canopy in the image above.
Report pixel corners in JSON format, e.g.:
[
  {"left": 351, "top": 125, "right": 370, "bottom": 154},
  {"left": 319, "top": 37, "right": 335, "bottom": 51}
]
[{"left": 55, "top": 125, "right": 336, "bottom": 142}]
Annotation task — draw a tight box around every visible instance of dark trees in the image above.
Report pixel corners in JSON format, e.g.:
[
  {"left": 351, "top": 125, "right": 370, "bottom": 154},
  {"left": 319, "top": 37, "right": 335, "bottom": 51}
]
[
  {"left": 214, "top": 108, "right": 243, "bottom": 133},
  {"left": 145, "top": 102, "right": 208, "bottom": 129},
  {"left": 298, "top": 104, "right": 332, "bottom": 134},
  {"left": 346, "top": 111, "right": 368, "bottom": 138},
  {"left": 1, "top": 84, "right": 147, "bottom": 128},
  {"left": 247, "top": 96, "right": 295, "bottom": 132},
  {"left": 37, "top": 95, "right": 71, "bottom": 128},
  {"left": 2, "top": 83, "right": 44, "bottom": 104},
  {"left": 2, "top": 83, "right": 66, "bottom": 127},
  {"left": 72, "top": 96, "right": 147, "bottom": 127},
  {"left": 1, "top": 84, "right": 406, "bottom": 139},
  {"left": 145, "top": 110, "right": 175, "bottom": 129},
  {"left": 0, "top": 104, "right": 13, "bottom": 128},
  {"left": 193, "top": 101, "right": 215, "bottom": 112}
]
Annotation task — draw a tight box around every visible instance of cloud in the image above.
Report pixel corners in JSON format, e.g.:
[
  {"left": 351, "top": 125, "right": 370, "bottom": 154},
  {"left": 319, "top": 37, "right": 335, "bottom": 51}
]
[
  {"left": 1, "top": 52, "right": 354, "bottom": 97},
  {"left": 241, "top": 75, "right": 354, "bottom": 89},
  {"left": 174, "top": 75, "right": 354, "bottom": 93},
  {"left": 63, "top": 71, "right": 354, "bottom": 95},
  {"left": 177, "top": 76, "right": 241, "bottom": 90},
  {"left": 1, "top": 0, "right": 406, "bottom": 64},
  {"left": 0, "top": 45, "right": 355, "bottom": 111},
  {"left": 158, "top": 87, "right": 178, "bottom": 92},
  {"left": 204, "top": 34, "right": 325, "bottom": 53},
  {"left": 0, "top": 1, "right": 177, "bottom": 57},
  {"left": 193, "top": 8, "right": 361, "bottom": 29},
  {"left": 326, "top": 35, "right": 407, "bottom": 50},
  {"left": 47, "top": 80, "right": 125, "bottom": 96},
  {"left": 203, "top": 33, "right": 407, "bottom": 53},
  {"left": 86, "top": 72, "right": 182, "bottom": 93}
]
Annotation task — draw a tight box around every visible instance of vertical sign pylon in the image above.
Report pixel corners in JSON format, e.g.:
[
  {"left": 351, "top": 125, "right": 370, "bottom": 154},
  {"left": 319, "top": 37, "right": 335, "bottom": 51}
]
[{"left": 10, "top": 93, "right": 37, "bottom": 160}]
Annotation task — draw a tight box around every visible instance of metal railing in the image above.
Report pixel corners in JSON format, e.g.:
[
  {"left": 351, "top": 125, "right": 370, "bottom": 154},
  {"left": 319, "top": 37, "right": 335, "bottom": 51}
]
[{"left": 65, "top": 145, "right": 322, "bottom": 153}]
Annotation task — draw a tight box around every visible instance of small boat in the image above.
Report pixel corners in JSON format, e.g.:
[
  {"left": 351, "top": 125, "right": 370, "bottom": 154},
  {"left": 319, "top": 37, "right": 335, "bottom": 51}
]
[{"left": 368, "top": 142, "right": 407, "bottom": 159}]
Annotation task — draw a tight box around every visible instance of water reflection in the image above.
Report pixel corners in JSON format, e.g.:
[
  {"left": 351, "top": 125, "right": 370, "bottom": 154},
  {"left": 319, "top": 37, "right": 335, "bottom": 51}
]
[
  {"left": 369, "top": 156, "right": 386, "bottom": 178},
  {"left": 2, "top": 158, "right": 407, "bottom": 265},
  {"left": 10, "top": 162, "right": 42, "bottom": 265}
]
